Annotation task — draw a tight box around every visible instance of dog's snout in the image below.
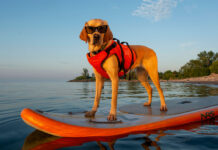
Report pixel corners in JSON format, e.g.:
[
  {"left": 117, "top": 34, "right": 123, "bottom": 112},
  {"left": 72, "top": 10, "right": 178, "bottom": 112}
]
[
  {"left": 94, "top": 34, "right": 100, "bottom": 39},
  {"left": 93, "top": 34, "right": 100, "bottom": 45}
]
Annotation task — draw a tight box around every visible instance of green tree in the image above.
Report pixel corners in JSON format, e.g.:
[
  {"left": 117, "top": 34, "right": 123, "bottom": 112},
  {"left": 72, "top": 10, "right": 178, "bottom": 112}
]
[
  {"left": 172, "top": 71, "right": 179, "bottom": 79},
  {"left": 179, "top": 50, "right": 218, "bottom": 78},
  {"left": 179, "top": 59, "right": 210, "bottom": 78},
  {"left": 82, "top": 68, "right": 90, "bottom": 79},
  {"left": 163, "top": 70, "right": 172, "bottom": 80},
  {"left": 91, "top": 73, "right": 95, "bottom": 78},
  {"left": 209, "top": 60, "right": 218, "bottom": 73},
  {"left": 158, "top": 72, "right": 164, "bottom": 79},
  {"left": 197, "top": 51, "right": 217, "bottom": 67},
  {"left": 126, "top": 70, "right": 137, "bottom": 80}
]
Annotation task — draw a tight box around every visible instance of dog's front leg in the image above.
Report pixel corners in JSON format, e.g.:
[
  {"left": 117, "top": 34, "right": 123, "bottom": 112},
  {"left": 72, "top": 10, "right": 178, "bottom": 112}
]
[
  {"left": 85, "top": 69, "right": 104, "bottom": 118},
  {"left": 103, "top": 56, "right": 119, "bottom": 121},
  {"left": 108, "top": 75, "right": 119, "bottom": 120}
]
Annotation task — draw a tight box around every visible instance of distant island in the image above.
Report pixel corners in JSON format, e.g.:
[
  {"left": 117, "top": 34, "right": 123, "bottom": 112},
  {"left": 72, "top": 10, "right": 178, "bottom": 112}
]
[
  {"left": 68, "top": 68, "right": 96, "bottom": 82},
  {"left": 68, "top": 50, "right": 218, "bottom": 83}
]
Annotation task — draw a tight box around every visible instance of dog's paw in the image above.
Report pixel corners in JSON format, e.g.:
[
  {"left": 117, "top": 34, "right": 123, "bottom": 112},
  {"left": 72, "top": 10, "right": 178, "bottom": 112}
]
[
  {"left": 143, "top": 102, "right": 151, "bottom": 106},
  {"left": 107, "top": 114, "right": 117, "bottom": 121},
  {"left": 160, "top": 104, "right": 168, "bottom": 111},
  {"left": 85, "top": 110, "right": 96, "bottom": 118}
]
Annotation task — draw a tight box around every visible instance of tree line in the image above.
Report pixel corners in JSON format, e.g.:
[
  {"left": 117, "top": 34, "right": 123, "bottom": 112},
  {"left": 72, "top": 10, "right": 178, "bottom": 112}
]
[
  {"left": 159, "top": 50, "right": 218, "bottom": 80},
  {"left": 74, "top": 50, "right": 217, "bottom": 81}
]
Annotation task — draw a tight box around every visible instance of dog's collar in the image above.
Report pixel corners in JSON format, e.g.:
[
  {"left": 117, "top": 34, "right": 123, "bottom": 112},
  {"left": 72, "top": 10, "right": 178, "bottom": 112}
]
[{"left": 91, "top": 44, "right": 107, "bottom": 55}]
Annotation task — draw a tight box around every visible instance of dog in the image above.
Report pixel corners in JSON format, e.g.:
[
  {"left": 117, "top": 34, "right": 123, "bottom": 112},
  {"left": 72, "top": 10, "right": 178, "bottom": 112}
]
[{"left": 79, "top": 19, "right": 167, "bottom": 121}]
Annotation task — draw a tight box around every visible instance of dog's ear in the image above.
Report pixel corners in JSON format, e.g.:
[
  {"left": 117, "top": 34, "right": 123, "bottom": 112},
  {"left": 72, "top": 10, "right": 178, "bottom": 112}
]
[
  {"left": 103, "top": 26, "right": 113, "bottom": 43},
  {"left": 79, "top": 24, "right": 88, "bottom": 43}
]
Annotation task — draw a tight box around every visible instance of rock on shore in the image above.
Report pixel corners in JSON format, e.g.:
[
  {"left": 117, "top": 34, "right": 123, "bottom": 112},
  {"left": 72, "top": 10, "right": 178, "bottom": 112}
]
[{"left": 168, "top": 73, "right": 218, "bottom": 84}]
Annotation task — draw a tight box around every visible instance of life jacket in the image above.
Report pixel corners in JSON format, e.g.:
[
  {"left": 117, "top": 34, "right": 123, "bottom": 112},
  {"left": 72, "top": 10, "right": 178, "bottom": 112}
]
[{"left": 86, "top": 38, "right": 136, "bottom": 79}]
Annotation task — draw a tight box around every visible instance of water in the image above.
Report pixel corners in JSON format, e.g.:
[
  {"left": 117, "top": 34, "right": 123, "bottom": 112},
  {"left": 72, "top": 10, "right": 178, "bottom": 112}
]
[{"left": 0, "top": 81, "right": 218, "bottom": 150}]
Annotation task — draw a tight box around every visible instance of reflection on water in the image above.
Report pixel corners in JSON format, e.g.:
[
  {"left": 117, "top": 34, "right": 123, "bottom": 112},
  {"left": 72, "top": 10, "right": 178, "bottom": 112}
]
[
  {"left": 119, "top": 82, "right": 218, "bottom": 103},
  {"left": 22, "top": 120, "right": 217, "bottom": 150},
  {"left": 158, "top": 82, "right": 218, "bottom": 98},
  {"left": 0, "top": 81, "right": 218, "bottom": 150}
]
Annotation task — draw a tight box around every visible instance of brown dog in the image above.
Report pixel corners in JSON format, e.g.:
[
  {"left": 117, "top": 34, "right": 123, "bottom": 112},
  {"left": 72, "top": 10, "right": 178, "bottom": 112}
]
[{"left": 80, "top": 19, "right": 167, "bottom": 120}]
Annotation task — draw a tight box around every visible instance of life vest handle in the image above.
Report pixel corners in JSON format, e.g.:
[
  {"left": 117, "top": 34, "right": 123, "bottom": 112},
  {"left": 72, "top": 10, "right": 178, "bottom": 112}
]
[
  {"left": 113, "top": 38, "right": 120, "bottom": 43},
  {"left": 121, "top": 41, "right": 135, "bottom": 71},
  {"left": 113, "top": 38, "right": 125, "bottom": 73}
]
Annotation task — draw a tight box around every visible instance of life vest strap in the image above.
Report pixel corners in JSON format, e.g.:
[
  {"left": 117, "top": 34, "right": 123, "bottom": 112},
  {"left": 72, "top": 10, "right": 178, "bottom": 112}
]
[
  {"left": 100, "top": 42, "right": 122, "bottom": 73},
  {"left": 121, "top": 41, "right": 135, "bottom": 71},
  {"left": 113, "top": 38, "right": 135, "bottom": 74},
  {"left": 113, "top": 38, "right": 125, "bottom": 73}
]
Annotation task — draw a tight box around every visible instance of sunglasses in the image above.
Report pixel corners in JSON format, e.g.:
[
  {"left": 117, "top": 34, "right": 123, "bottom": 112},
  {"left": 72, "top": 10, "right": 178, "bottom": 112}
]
[{"left": 85, "top": 25, "right": 108, "bottom": 34}]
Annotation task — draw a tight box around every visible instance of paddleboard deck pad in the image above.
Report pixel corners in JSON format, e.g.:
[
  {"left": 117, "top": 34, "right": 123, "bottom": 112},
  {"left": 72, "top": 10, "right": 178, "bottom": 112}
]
[{"left": 21, "top": 96, "right": 218, "bottom": 138}]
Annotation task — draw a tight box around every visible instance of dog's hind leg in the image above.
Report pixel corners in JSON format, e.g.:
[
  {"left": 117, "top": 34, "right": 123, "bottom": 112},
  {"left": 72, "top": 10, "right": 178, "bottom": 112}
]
[
  {"left": 136, "top": 67, "right": 153, "bottom": 106},
  {"left": 142, "top": 57, "right": 167, "bottom": 111}
]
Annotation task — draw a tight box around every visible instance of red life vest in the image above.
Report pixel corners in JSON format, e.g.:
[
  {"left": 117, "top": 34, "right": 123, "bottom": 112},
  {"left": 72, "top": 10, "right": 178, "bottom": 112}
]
[{"left": 86, "top": 39, "right": 136, "bottom": 79}]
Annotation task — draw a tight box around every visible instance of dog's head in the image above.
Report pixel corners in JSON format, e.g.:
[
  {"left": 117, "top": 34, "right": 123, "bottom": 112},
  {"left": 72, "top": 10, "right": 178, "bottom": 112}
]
[{"left": 80, "top": 19, "right": 113, "bottom": 52}]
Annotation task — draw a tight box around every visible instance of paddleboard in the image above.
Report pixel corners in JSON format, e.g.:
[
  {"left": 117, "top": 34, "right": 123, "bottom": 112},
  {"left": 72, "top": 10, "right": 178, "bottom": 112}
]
[{"left": 21, "top": 96, "right": 218, "bottom": 138}]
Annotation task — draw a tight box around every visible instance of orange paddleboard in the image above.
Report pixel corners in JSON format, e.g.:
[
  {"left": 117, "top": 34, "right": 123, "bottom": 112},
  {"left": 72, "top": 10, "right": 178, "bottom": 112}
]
[{"left": 21, "top": 96, "right": 218, "bottom": 138}]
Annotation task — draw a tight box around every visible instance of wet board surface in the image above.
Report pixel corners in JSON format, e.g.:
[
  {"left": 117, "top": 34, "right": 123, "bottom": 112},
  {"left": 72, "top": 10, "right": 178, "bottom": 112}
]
[
  {"left": 21, "top": 96, "right": 218, "bottom": 138},
  {"left": 119, "top": 96, "right": 218, "bottom": 116}
]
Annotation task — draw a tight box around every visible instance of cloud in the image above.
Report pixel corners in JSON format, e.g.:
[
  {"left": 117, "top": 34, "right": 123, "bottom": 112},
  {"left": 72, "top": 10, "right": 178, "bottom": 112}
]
[
  {"left": 132, "top": 0, "right": 182, "bottom": 22},
  {"left": 180, "top": 42, "right": 197, "bottom": 48}
]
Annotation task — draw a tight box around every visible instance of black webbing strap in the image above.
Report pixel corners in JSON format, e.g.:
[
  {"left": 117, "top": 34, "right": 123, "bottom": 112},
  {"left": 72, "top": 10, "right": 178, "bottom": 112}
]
[
  {"left": 92, "top": 42, "right": 116, "bottom": 55},
  {"left": 104, "top": 42, "right": 116, "bottom": 54},
  {"left": 121, "top": 41, "right": 135, "bottom": 69},
  {"left": 113, "top": 38, "right": 125, "bottom": 73},
  {"left": 100, "top": 42, "right": 122, "bottom": 72}
]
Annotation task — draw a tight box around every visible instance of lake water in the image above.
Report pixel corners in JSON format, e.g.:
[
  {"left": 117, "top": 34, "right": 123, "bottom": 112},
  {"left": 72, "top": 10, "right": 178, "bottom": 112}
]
[{"left": 0, "top": 81, "right": 218, "bottom": 150}]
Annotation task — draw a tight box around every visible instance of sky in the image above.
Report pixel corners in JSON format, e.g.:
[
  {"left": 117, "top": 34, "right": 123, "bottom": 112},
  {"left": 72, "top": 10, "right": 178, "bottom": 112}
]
[{"left": 0, "top": 0, "right": 218, "bottom": 81}]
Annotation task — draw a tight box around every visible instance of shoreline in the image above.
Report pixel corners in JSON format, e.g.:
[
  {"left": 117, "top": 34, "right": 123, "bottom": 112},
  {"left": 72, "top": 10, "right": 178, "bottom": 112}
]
[
  {"left": 166, "top": 73, "right": 218, "bottom": 85},
  {"left": 68, "top": 73, "right": 218, "bottom": 85},
  {"left": 165, "top": 80, "right": 218, "bottom": 85}
]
